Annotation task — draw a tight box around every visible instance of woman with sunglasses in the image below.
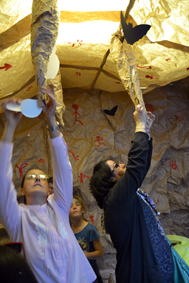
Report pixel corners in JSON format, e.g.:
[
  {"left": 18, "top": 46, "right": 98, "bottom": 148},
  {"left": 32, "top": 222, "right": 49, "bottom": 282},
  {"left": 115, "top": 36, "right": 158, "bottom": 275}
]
[
  {"left": 0, "top": 85, "right": 96, "bottom": 283},
  {"left": 90, "top": 106, "right": 174, "bottom": 283}
]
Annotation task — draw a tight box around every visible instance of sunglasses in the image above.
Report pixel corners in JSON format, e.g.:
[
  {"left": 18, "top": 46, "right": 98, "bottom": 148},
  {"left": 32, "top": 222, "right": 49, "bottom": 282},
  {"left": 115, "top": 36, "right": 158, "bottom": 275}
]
[
  {"left": 112, "top": 163, "right": 120, "bottom": 174},
  {"left": 25, "top": 174, "right": 49, "bottom": 180},
  {"left": 114, "top": 163, "right": 119, "bottom": 169}
]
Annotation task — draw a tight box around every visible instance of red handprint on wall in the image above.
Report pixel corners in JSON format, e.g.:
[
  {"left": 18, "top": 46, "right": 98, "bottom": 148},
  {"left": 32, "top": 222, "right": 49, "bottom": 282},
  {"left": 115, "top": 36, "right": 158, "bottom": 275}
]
[
  {"left": 16, "top": 163, "right": 28, "bottom": 178},
  {"left": 94, "top": 136, "right": 106, "bottom": 147},
  {"left": 72, "top": 104, "right": 84, "bottom": 127},
  {"left": 78, "top": 172, "right": 89, "bottom": 184},
  {"left": 169, "top": 160, "right": 179, "bottom": 170}
]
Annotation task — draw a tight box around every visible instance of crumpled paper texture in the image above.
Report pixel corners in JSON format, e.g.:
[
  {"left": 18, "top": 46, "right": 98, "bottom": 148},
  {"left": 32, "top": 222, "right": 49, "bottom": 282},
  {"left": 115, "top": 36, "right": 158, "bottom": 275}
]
[
  {"left": 1, "top": 0, "right": 189, "bottom": 102},
  {"left": 0, "top": 0, "right": 189, "bottom": 281},
  {"left": 110, "top": 32, "right": 146, "bottom": 109},
  {"left": 0, "top": 80, "right": 188, "bottom": 281},
  {"left": 130, "top": 0, "right": 189, "bottom": 47},
  {"left": 31, "top": 0, "right": 59, "bottom": 95}
]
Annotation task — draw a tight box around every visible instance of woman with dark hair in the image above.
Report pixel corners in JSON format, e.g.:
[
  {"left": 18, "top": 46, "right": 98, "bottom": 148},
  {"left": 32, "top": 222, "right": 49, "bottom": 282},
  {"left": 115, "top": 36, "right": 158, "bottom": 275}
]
[
  {"left": 90, "top": 105, "right": 174, "bottom": 283},
  {"left": 0, "top": 85, "right": 96, "bottom": 283},
  {"left": 0, "top": 245, "right": 38, "bottom": 283}
]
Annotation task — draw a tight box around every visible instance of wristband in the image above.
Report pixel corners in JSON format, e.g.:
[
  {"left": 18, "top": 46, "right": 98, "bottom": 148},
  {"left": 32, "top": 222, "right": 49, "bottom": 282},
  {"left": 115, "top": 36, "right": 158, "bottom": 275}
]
[{"left": 47, "top": 121, "right": 60, "bottom": 132}]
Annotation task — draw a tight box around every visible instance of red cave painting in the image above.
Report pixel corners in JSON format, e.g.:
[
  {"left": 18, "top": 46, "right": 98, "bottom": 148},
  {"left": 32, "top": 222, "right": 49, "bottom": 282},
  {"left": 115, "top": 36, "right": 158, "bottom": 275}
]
[
  {"left": 16, "top": 163, "right": 28, "bottom": 178},
  {"left": 165, "top": 58, "right": 171, "bottom": 61},
  {"left": 153, "top": 198, "right": 159, "bottom": 206},
  {"left": 68, "top": 149, "right": 79, "bottom": 162},
  {"left": 72, "top": 104, "right": 84, "bottom": 127},
  {"left": 38, "top": 158, "right": 45, "bottom": 164},
  {"left": 89, "top": 215, "right": 94, "bottom": 225},
  {"left": 145, "top": 75, "right": 159, "bottom": 80},
  {"left": 94, "top": 136, "right": 106, "bottom": 147},
  {"left": 145, "top": 104, "right": 155, "bottom": 112},
  {"left": 169, "top": 160, "right": 179, "bottom": 170},
  {"left": 68, "top": 39, "right": 83, "bottom": 47},
  {"left": 75, "top": 72, "right": 81, "bottom": 76},
  {"left": 0, "top": 63, "right": 12, "bottom": 71},
  {"left": 26, "top": 86, "right": 33, "bottom": 92},
  {"left": 78, "top": 172, "right": 89, "bottom": 184},
  {"left": 137, "top": 65, "right": 152, "bottom": 69}
]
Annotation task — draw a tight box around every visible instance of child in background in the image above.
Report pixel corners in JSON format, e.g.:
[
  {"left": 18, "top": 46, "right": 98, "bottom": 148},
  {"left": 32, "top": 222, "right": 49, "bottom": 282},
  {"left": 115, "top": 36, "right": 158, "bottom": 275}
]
[{"left": 70, "top": 196, "right": 104, "bottom": 283}]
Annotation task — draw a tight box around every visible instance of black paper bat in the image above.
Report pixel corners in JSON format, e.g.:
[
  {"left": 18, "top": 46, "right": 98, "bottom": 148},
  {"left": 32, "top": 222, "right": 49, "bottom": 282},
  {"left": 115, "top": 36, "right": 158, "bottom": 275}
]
[
  {"left": 103, "top": 105, "right": 118, "bottom": 116},
  {"left": 121, "top": 11, "right": 151, "bottom": 45}
]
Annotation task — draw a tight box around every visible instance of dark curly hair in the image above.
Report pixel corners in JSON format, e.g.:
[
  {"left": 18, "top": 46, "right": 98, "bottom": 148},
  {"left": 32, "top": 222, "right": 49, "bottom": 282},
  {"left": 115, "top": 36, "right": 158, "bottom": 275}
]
[
  {"left": 0, "top": 245, "right": 38, "bottom": 283},
  {"left": 89, "top": 160, "right": 116, "bottom": 209}
]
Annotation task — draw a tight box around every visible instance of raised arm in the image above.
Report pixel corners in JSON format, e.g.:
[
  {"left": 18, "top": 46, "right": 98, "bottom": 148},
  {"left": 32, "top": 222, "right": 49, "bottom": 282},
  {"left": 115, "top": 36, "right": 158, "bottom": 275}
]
[
  {"left": 0, "top": 99, "right": 22, "bottom": 240},
  {"left": 1, "top": 99, "right": 22, "bottom": 143},
  {"left": 136, "top": 111, "right": 155, "bottom": 186},
  {"left": 42, "top": 85, "right": 73, "bottom": 213},
  {"left": 127, "top": 106, "right": 155, "bottom": 184},
  {"left": 42, "top": 84, "right": 60, "bottom": 140},
  {"left": 113, "top": 106, "right": 155, "bottom": 201}
]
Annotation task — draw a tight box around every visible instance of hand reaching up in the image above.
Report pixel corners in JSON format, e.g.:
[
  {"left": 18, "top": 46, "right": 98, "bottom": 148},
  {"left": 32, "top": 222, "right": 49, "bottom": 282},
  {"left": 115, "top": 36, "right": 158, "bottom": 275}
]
[
  {"left": 133, "top": 105, "right": 146, "bottom": 132},
  {"left": 1, "top": 99, "right": 22, "bottom": 142},
  {"left": 41, "top": 84, "right": 57, "bottom": 123},
  {"left": 2, "top": 99, "right": 22, "bottom": 129},
  {"left": 40, "top": 84, "right": 60, "bottom": 138}
]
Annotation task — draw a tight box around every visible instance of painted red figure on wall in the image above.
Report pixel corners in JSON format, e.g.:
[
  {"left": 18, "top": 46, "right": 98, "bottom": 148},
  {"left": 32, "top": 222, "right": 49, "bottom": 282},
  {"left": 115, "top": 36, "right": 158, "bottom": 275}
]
[
  {"left": 72, "top": 104, "right": 84, "bottom": 127},
  {"left": 16, "top": 163, "right": 28, "bottom": 178}
]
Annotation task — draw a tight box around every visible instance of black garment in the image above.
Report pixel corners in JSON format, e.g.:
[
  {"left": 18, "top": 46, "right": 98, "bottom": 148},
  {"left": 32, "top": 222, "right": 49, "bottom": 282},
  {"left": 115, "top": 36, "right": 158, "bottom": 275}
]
[
  {"left": 92, "top": 263, "right": 103, "bottom": 283},
  {"left": 103, "top": 132, "right": 171, "bottom": 283}
]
